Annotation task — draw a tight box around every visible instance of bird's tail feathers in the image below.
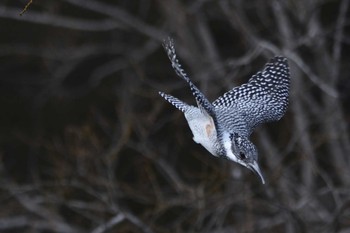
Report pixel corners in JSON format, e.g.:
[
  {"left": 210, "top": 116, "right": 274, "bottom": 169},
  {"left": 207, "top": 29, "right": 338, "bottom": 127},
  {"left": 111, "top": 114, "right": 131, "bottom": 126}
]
[
  {"left": 162, "top": 37, "right": 216, "bottom": 118},
  {"left": 159, "top": 92, "right": 190, "bottom": 113}
]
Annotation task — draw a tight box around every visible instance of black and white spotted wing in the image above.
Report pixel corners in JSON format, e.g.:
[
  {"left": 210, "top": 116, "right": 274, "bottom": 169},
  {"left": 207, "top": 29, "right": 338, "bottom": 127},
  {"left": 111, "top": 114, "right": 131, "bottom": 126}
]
[
  {"left": 162, "top": 37, "right": 218, "bottom": 123},
  {"left": 212, "top": 56, "right": 290, "bottom": 134}
]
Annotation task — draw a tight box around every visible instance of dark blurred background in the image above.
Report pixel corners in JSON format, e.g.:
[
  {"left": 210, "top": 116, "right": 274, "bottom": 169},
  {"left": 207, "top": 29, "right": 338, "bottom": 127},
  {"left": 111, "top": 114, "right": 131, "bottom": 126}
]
[{"left": 0, "top": 0, "right": 350, "bottom": 232}]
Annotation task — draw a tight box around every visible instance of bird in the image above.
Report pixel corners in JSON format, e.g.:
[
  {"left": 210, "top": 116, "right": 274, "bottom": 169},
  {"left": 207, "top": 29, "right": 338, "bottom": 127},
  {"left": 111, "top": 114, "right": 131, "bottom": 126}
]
[{"left": 159, "top": 37, "right": 290, "bottom": 184}]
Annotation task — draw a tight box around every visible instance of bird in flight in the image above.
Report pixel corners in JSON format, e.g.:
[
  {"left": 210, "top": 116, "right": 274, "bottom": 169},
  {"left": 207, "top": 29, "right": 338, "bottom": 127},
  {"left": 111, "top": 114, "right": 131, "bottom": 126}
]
[{"left": 159, "top": 37, "right": 290, "bottom": 184}]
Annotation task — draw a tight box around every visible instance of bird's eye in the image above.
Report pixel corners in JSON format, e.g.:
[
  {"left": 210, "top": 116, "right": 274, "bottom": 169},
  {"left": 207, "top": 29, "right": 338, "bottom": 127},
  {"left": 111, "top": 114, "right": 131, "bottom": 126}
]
[{"left": 239, "top": 152, "right": 246, "bottom": 160}]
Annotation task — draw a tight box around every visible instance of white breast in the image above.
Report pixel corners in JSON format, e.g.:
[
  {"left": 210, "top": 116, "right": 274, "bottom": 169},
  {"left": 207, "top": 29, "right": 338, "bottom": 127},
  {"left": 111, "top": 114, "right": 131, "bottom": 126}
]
[{"left": 184, "top": 107, "right": 218, "bottom": 156}]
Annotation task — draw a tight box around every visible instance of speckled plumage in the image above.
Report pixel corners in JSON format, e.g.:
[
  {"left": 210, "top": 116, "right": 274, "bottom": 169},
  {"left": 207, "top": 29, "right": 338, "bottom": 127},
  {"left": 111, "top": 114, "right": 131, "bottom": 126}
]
[
  {"left": 159, "top": 37, "right": 290, "bottom": 184},
  {"left": 213, "top": 56, "right": 290, "bottom": 137}
]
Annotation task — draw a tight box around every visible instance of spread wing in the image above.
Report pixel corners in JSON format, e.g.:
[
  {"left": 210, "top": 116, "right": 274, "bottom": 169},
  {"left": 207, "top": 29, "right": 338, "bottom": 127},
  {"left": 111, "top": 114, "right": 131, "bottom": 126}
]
[
  {"left": 162, "top": 37, "right": 221, "bottom": 133},
  {"left": 212, "top": 56, "right": 290, "bottom": 133}
]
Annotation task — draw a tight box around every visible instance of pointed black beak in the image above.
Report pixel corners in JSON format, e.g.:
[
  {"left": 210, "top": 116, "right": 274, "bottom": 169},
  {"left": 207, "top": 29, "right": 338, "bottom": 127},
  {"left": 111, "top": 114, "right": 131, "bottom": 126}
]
[{"left": 248, "top": 161, "right": 265, "bottom": 184}]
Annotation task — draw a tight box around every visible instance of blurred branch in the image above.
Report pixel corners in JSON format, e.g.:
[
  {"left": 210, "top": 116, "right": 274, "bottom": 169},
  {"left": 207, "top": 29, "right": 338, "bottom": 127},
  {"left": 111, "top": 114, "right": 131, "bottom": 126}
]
[
  {"left": 285, "top": 51, "right": 339, "bottom": 98},
  {"left": 62, "top": 0, "right": 166, "bottom": 39},
  {"left": 1, "top": 0, "right": 350, "bottom": 232},
  {"left": 8, "top": 190, "right": 83, "bottom": 233},
  {"left": 0, "top": 6, "right": 123, "bottom": 31},
  {"left": 0, "top": 216, "right": 28, "bottom": 230},
  {"left": 331, "top": 0, "right": 349, "bottom": 78},
  {"left": 20, "top": 0, "right": 33, "bottom": 16},
  {"left": 91, "top": 214, "right": 125, "bottom": 233}
]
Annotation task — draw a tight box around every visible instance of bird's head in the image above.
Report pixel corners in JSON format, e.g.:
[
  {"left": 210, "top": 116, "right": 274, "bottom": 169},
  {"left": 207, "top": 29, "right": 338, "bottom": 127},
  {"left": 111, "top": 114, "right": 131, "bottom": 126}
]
[{"left": 222, "top": 132, "right": 265, "bottom": 184}]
